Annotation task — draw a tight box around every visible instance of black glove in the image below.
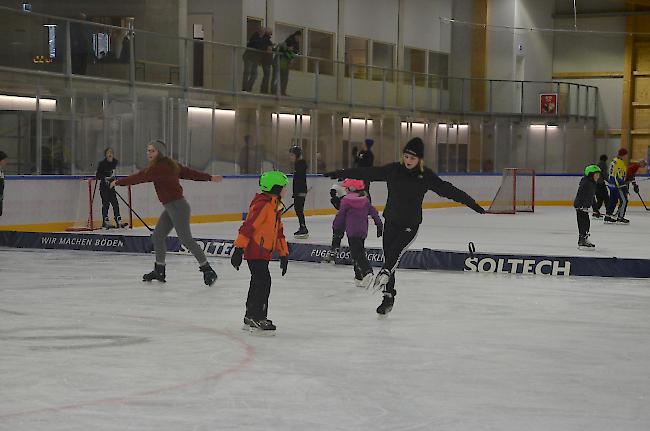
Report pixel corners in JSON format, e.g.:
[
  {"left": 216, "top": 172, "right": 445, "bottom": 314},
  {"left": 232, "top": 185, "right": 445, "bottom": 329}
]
[
  {"left": 280, "top": 256, "right": 288, "bottom": 276},
  {"left": 470, "top": 202, "right": 486, "bottom": 214},
  {"left": 633, "top": 182, "right": 640, "bottom": 194},
  {"left": 376, "top": 224, "right": 383, "bottom": 238},
  {"left": 230, "top": 247, "right": 244, "bottom": 270},
  {"left": 324, "top": 170, "right": 343, "bottom": 180}
]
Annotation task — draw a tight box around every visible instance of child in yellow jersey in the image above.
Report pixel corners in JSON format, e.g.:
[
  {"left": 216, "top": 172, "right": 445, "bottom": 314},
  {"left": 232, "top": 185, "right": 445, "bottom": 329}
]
[{"left": 605, "top": 149, "right": 629, "bottom": 224}]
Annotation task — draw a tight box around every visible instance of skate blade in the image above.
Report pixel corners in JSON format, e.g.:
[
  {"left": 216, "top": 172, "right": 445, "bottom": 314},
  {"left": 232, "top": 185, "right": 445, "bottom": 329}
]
[
  {"left": 294, "top": 234, "right": 309, "bottom": 239},
  {"left": 377, "top": 312, "right": 390, "bottom": 320},
  {"left": 577, "top": 246, "right": 596, "bottom": 251},
  {"left": 359, "top": 273, "right": 374, "bottom": 289},
  {"left": 247, "top": 328, "right": 276, "bottom": 337}
]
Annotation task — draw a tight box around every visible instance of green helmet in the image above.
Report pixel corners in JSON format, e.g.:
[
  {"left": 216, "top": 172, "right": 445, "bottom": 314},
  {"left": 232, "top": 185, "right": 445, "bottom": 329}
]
[
  {"left": 584, "top": 164, "right": 601, "bottom": 176},
  {"left": 259, "top": 170, "right": 288, "bottom": 192}
]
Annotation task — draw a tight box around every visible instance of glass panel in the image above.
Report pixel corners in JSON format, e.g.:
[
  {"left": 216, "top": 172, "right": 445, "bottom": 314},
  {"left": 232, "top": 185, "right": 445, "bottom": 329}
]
[
  {"left": 371, "top": 42, "right": 394, "bottom": 81},
  {"left": 428, "top": 52, "right": 448, "bottom": 90},
  {"left": 134, "top": 31, "right": 182, "bottom": 85},
  {"left": 308, "top": 29, "right": 334, "bottom": 75},
  {"left": 345, "top": 36, "right": 368, "bottom": 79},
  {"left": 404, "top": 47, "right": 425, "bottom": 85}
]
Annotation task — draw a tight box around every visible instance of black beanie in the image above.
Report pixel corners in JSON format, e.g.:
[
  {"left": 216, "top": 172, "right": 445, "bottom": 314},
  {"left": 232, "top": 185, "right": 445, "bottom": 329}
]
[
  {"left": 289, "top": 146, "right": 302, "bottom": 158},
  {"left": 403, "top": 137, "right": 424, "bottom": 158}
]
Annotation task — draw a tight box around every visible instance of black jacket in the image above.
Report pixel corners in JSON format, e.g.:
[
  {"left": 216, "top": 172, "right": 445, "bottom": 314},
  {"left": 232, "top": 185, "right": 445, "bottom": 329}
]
[
  {"left": 96, "top": 158, "right": 118, "bottom": 189},
  {"left": 354, "top": 150, "right": 374, "bottom": 168},
  {"left": 333, "top": 163, "right": 483, "bottom": 227},
  {"left": 292, "top": 159, "right": 308, "bottom": 195},
  {"left": 574, "top": 176, "right": 597, "bottom": 209}
]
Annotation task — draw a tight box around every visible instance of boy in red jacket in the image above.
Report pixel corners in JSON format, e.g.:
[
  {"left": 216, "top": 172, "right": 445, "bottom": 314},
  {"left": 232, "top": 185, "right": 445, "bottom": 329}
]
[{"left": 231, "top": 171, "right": 290, "bottom": 333}]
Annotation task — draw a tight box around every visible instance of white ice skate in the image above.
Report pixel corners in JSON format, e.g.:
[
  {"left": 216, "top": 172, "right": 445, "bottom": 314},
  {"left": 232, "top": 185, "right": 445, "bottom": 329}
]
[
  {"left": 371, "top": 269, "right": 390, "bottom": 292},
  {"left": 358, "top": 271, "right": 374, "bottom": 289}
]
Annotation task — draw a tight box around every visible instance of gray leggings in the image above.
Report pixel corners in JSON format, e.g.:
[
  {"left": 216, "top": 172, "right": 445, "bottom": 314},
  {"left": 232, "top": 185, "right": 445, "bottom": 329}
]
[{"left": 152, "top": 198, "right": 207, "bottom": 266}]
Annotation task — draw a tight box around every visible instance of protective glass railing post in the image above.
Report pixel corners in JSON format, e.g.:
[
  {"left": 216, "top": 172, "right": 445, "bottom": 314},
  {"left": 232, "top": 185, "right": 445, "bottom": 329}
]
[{"left": 382, "top": 69, "right": 387, "bottom": 108}]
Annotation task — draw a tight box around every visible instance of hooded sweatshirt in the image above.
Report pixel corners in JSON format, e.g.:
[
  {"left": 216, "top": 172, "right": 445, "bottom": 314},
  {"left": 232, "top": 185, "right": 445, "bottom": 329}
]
[
  {"left": 234, "top": 192, "right": 289, "bottom": 260},
  {"left": 332, "top": 193, "right": 382, "bottom": 239}
]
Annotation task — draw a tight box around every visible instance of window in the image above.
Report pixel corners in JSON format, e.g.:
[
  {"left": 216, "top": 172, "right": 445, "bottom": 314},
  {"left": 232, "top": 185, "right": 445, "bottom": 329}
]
[
  {"left": 275, "top": 23, "right": 304, "bottom": 71},
  {"left": 428, "top": 52, "right": 449, "bottom": 89},
  {"left": 371, "top": 41, "right": 394, "bottom": 81},
  {"left": 246, "top": 17, "right": 263, "bottom": 40},
  {"left": 307, "top": 29, "right": 334, "bottom": 75},
  {"left": 345, "top": 36, "right": 368, "bottom": 79},
  {"left": 404, "top": 47, "right": 426, "bottom": 86}
]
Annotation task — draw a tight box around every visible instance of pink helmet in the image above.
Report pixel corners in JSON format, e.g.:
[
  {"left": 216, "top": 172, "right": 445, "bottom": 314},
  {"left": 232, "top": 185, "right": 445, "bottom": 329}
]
[{"left": 342, "top": 178, "right": 365, "bottom": 192}]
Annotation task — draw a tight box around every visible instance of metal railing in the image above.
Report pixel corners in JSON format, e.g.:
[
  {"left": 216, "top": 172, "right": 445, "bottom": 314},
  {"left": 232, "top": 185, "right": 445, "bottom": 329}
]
[{"left": 0, "top": 6, "right": 598, "bottom": 118}]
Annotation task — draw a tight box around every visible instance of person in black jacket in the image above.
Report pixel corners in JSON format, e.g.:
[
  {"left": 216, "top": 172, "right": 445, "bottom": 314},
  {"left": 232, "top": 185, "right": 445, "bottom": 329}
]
[
  {"left": 591, "top": 154, "right": 609, "bottom": 218},
  {"left": 354, "top": 138, "right": 375, "bottom": 199},
  {"left": 326, "top": 137, "right": 485, "bottom": 316},
  {"left": 259, "top": 28, "right": 274, "bottom": 94},
  {"left": 0, "top": 151, "right": 7, "bottom": 217},
  {"left": 96, "top": 148, "right": 127, "bottom": 229},
  {"left": 576, "top": 165, "right": 601, "bottom": 248},
  {"left": 242, "top": 29, "right": 263, "bottom": 92},
  {"left": 289, "top": 146, "right": 309, "bottom": 238}
]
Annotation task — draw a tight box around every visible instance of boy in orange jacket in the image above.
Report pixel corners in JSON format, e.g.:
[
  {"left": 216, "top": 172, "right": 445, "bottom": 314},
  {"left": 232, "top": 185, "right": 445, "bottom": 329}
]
[{"left": 231, "top": 171, "right": 289, "bottom": 333}]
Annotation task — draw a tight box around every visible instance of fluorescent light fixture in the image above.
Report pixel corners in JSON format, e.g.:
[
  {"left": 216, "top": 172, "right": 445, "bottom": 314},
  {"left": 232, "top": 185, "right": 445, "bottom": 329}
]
[
  {"left": 342, "top": 117, "right": 372, "bottom": 125},
  {"left": 529, "top": 124, "right": 558, "bottom": 129},
  {"left": 0, "top": 94, "right": 56, "bottom": 111},
  {"left": 276, "top": 113, "right": 310, "bottom": 122},
  {"left": 188, "top": 106, "right": 235, "bottom": 116},
  {"left": 436, "top": 123, "right": 469, "bottom": 130}
]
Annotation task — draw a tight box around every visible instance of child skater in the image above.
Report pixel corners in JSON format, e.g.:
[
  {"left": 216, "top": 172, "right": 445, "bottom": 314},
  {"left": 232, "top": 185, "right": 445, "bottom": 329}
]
[
  {"left": 96, "top": 148, "right": 128, "bottom": 229},
  {"left": 331, "top": 178, "right": 383, "bottom": 288},
  {"left": 113, "top": 140, "right": 222, "bottom": 286},
  {"left": 231, "top": 171, "right": 290, "bottom": 334},
  {"left": 574, "top": 165, "right": 601, "bottom": 249},
  {"left": 326, "top": 137, "right": 484, "bottom": 317}
]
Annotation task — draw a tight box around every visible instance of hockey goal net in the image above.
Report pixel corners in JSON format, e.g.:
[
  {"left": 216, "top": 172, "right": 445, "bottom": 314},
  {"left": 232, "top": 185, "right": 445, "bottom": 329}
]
[
  {"left": 66, "top": 178, "right": 133, "bottom": 231},
  {"left": 487, "top": 168, "right": 535, "bottom": 214}
]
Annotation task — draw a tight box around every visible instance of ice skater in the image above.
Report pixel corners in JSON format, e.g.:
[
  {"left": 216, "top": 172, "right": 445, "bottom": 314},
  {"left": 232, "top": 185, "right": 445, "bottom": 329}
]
[
  {"left": 289, "top": 146, "right": 309, "bottom": 238},
  {"left": 230, "top": 171, "right": 290, "bottom": 333},
  {"left": 575, "top": 165, "right": 601, "bottom": 249},
  {"left": 112, "top": 140, "right": 222, "bottom": 286},
  {"left": 331, "top": 178, "right": 383, "bottom": 288},
  {"left": 624, "top": 159, "right": 646, "bottom": 209},
  {"left": 96, "top": 148, "right": 128, "bottom": 229},
  {"left": 605, "top": 148, "right": 629, "bottom": 224},
  {"left": 326, "top": 137, "right": 485, "bottom": 316},
  {"left": 591, "top": 154, "right": 609, "bottom": 219}
]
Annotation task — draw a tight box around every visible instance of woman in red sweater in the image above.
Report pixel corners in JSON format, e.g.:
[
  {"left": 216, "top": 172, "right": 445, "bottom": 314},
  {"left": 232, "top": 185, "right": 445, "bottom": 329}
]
[{"left": 113, "top": 140, "right": 223, "bottom": 286}]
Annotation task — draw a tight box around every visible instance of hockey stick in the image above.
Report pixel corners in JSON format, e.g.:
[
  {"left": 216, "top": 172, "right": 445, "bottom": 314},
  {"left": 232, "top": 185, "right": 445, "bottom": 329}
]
[
  {"left": 114, "top": 189, "right": 154, "bottom": 231},
  {"left": 282, "top": 186, "right": 314, "bottom": 215},
  {"left": 636, "top": 190, "right": 650, "bottom": 211}
]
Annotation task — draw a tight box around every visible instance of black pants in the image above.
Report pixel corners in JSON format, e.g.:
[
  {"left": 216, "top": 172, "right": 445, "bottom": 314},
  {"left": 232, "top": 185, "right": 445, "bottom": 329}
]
[
  {"left": 382, "top": 222, "right": 419, "bottom": 296},
  {"left": 260, "top": 64, "right": 271, "bottom": 93},
  {"left": 349, "top": 236, "right": 371, "bottom": 279},
  {"left": 294, "top": 195, "right": 306, "bottom": 228},
  {"left": 592, "top": 182, "right": 609, "bottom": 212},
  {"left": 100, "top": 186, "right": 121, "bottom": 221},
  {"left": 246, "top": 260, "right": 272, "bottom": 320},
  {"left": 71, "top": 52, "right": 88, "bottom": 75},
  {"left": 576, "top": 209, "right": 590, "bottom": 237}
]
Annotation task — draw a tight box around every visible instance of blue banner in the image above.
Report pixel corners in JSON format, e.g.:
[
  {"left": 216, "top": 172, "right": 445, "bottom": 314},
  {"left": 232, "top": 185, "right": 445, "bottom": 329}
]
[{"left": 2, "top": 230, "right": 649, "bottom": 278}]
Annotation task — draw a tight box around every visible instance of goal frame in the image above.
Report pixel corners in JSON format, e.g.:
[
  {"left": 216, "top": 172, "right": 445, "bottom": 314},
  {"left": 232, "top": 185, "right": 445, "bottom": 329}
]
[
  {"left": 65, "top": 178, "right": 133, "bottom": 232},
  {"left": 486, "top": 168, "right": 536, "bottom": 214}
]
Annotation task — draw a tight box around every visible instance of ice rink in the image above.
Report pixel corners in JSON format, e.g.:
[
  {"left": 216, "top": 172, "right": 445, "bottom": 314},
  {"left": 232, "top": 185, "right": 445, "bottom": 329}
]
[{"left": 2, "top": 206, "right": 650, "bottom": 430}]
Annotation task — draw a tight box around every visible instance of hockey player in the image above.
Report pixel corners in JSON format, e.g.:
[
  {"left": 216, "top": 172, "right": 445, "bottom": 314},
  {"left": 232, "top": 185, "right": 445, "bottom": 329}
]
[
  {"left": 332, "top": 179, "right": 383, "bottom": 288},
  {"left": 96, "top": 148, "right": 127, "bottom": 229},
  {"left": 591, "top": 154, "right": 609, "bottom": 219},
  {"left": 112, "top": 140, "right": 222, "bottom": 286},
  {"left": 575, "top": 165, "right": 601, "bottom": 248},
  {"left": 0, "top": 151, "right": 6, "bottom": 217},
  {"left": 326, "top": 137, "right": 485, "bottom": 316},
  {"left": 624, "top": 159, "right": 647, "bottom": 204},
  {"left": 289, "top": 146, "right": 309, "bottom": 238},
  {"left": 605, "top": 148, "right": 629, "bottom": 224},
  {"left": 231, "top": 171, "right": 290, "bottom": 333}
]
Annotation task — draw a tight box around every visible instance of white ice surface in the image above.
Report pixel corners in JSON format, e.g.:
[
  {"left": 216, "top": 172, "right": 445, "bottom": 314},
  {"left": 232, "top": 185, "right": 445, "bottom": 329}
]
[
  {"left": 109, "top": 206, "right": 650, "bottom": 259},
  {"left": 1, "top": 245, "right": 650, "bottom": 430}
]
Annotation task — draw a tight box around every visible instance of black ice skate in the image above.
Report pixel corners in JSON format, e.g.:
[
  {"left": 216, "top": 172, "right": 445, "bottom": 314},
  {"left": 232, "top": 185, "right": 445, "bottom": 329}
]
[
  {"left": 143, "top": 263, "right": 166, "bottom": 283},
  {"left": 592, "top": 211, "right": 602, "bottom": 219},
  {"left": 603, "top": 215, "right": 617, "bottom": 224},
  {"left": 371, "top": 269, "right": 391, "bottom": 292},
  {"left": 200, "top": 264, "right": 218, "bottom": 286},
  {"left": 578, "top": 234, "right": 596, "bottom": 249},
  {"left": 244, "top": 317, "right": 276, "bottom": 335},
  {"left": 376, "top": 292, "right": 394, "bottom": 317},
  {"left": 616, "top": 217, "right": 630, "bottom": 225},
  {"left": 294, "top": 226, "right": 309, "bottom": 239}
]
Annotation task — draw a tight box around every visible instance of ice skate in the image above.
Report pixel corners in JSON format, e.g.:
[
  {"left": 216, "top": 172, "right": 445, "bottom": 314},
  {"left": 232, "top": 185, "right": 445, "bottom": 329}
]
[
  {"left": 603, "top": 215, "right": 617, "bottom": 224},
  {"left": 143, "top": 263, "right": 166, "bottom": 283},
  {"left": 244, "top": 317, "right": 276, "bottom": 335},
  {"left": 616, "top": 217, "right": 630, "bottom": 225},
  {"left": 323, "top": 247, "right": 338, "bottom": 263},
  {"left": 102, "top": 217, "right": 115, "bottom": 229},
  {"left": 371, "top": 269, "right": 390, "bottom": 292},
  {"left": 578, "top": 234, "right": 596, "bottom": 250},
  {"left": 294, "top": 226, "right": 309, "bottom": 239},
  {"left": 200, "top": 264, "right": 218, "bottom": 286},
  {"left": 376, "top": 292, "right": 394, "bottom": 318},
  {"left": 116, "top": 217, "right": 129, "bottom": 228},
  {"left": 358, "top": 269, "right": 374, "bottom": 289},
  {"left": 591, "top": 211, "right": 602, "bottom": 219}
]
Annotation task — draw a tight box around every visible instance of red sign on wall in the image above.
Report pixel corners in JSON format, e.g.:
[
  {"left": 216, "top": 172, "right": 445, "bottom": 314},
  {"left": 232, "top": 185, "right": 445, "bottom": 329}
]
[{"left": 540, "top": 93, "right": 558, "bottom": 115}]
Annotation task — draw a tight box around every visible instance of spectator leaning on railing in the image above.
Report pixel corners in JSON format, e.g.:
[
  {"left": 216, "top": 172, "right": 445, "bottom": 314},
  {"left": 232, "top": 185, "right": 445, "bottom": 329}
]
[{"left": 242, "top": 29, "right": 263, "bottom": 92}]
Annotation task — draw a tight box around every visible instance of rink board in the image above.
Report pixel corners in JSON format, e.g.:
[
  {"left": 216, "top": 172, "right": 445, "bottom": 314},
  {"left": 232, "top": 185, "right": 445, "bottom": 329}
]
[{"left": 1, "top": 230, "right": 650, "bottom": 278}]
